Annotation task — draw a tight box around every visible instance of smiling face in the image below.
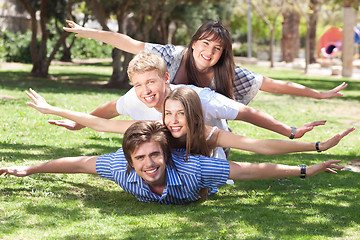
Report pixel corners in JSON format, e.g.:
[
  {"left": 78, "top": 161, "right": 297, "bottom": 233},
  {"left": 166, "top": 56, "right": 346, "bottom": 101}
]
[
  {"left": 130, "top": 141, "right": 167, "bottom": 188},
  {"left": 131, "top": 70, "right": 171, "bottom": 112},
  {"left": 164, "top": 99, "right": 188, "bottom": 139},
  {"left": 191, "top": 35, "right": 224, "bottom": 71}
]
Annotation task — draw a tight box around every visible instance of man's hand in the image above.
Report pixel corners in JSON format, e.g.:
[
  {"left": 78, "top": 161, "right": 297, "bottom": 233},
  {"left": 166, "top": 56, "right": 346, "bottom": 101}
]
[
  {"left": 317, "top": 82, "right": 347, "bottom": 99},
  {"left": 48, "top": 119, "right": 84, "bottom": 131},
  {"left": 319, "top": 127, "right": 356, "bottom": 151},
  {"left": 294, "top": 120, "right": 327, "bottom": 139},
  {"left": 0, "top": 166, "right": 30, "bottom": 177},
  {"left": 307, "top": 160, "right": 344, "bottom": 177}
]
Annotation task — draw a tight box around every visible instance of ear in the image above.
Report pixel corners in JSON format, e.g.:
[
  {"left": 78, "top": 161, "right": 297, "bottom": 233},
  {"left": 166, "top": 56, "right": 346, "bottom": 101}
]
[
  {"left": 191, "top": 41, "right": 196, "bottom": 50},
  {"left": 164, "top": 72, "right": 170, "bottom": 85}
]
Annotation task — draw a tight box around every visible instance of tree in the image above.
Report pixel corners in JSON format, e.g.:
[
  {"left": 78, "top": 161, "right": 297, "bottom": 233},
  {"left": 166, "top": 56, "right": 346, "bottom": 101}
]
[
  {"left": 249, "top": 0, "right": 284, "bottom": 67},
  {"left": 18, "top": 0, "right": 73, "bottom": 78},
  {"left": 341, "top": 0, "right": 358, "bottom": 77},
  {"left": 281, "top": 2, "right": 300, "bottom": 62}
]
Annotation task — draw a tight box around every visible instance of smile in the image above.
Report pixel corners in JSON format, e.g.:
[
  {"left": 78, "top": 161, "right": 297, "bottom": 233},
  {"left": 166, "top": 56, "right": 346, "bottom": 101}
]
[
  {"left": 144, "top": 95, "right": 155, "bottom": 103},
  {"left": 144, "top": 167, "right": 158, "bottom": 175},
  {"left": 201, "top": 54, "right": 211, "bottom": 61},
  {"left": 170, "top": 126, "right": 182, "bottom": 132}
]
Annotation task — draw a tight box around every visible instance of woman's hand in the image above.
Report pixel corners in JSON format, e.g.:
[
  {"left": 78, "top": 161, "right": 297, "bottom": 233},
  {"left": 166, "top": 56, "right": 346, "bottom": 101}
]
[{"left": 25, "top": 88, "right": 55, "bottom": 114}]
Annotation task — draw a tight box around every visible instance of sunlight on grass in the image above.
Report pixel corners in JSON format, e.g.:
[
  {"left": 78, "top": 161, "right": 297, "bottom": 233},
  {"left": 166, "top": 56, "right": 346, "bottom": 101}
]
[{"left": 1, "top": 64, "right": 360, "bottom": 239}]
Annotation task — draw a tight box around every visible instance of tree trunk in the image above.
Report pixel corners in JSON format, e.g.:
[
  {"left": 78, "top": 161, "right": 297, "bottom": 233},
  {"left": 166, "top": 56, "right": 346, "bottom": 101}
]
[
  {"left": 342, "top": 6, "right": 356, "bottom": 77},
  {"left": 309, "top": 0, "right": 320, "bottom": 64},
  {"left": 281, "top": 7, "right": 300, "bottom": 62}
]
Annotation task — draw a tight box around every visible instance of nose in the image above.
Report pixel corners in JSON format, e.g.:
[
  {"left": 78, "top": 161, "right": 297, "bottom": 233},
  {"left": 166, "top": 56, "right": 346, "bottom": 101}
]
[
  {"left": 171, "top": 114, "right": 179, "bottom": 124},
  {"left": 144, "top": 155, "right": 155, "bottom": 168},
  {"left": 141, "top": 84, "right": 151, "bottom": 94}
]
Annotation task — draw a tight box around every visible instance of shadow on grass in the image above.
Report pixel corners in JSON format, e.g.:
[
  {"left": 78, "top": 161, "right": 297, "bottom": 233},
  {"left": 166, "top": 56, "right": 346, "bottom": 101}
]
[
  {"left": 2, "top": 150, "right": 359, "bottom": 239},
  {"left": 0, "top": 70, "right": 129, "bottom": 95},
  {"left": 0, "top": 142, "right": 119, "bottom": 162}
]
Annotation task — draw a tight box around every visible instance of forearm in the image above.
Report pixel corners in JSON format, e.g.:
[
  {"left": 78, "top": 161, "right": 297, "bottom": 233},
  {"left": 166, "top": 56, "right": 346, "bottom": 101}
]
[
  {"left": 254, "top": 139, "right": 317, "bottom": 155},
  {"left": 260, "top": 77, "right": 320, "bottom": 98},
  {"left": 235, "top": 106, "right": 292, "bottom": 137},
  {"left": 89, "top": 100, "right": 120, "bottom": 119},
  {"left": 47, "top": 106, "right": 132, "bottom": 133},
  {"left": 26, "top": 156, "right": 98, "bottom": 175},
  {"left": 78, "top": 28, "right": 144, "bottom": 54},
  {"left": 228, "top": 161, "right": 301, "bottom": 180}
]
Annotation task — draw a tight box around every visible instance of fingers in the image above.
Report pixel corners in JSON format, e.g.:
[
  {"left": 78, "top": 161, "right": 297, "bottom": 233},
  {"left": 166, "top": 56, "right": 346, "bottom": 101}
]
[
  {"left": 332, "top": 82, "right": 348, "bottom": 92},
  {"left": 339, "top": 127, "right": 356, "bottom": 138},
  {"left": 309, "top": 120, "right": 327, "bottom": 126}
]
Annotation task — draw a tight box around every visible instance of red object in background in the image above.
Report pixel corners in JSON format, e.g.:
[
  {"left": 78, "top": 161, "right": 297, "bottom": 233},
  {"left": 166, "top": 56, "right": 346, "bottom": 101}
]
[{"left": 318, "top": 27, "right": 343, "bottom": 58}]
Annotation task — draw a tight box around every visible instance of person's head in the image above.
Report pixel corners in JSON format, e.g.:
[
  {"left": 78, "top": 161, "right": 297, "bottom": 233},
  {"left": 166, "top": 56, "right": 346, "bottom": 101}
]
[
  {"left": 127, "top": 52, "right": 171, "bottom": 111},
  {"left": 185, "top": 20, "right": 235, "bottom": 99},
  {"left": 122, "top": 121, "right": 173, "bottom": 186},
  {"left": 162, "top": 87, "right": 211, "bottom": 157}
]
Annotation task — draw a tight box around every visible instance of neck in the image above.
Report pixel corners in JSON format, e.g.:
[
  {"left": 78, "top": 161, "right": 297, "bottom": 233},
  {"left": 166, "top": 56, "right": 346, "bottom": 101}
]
[
  {"left": 154, "top": 86, "right": 172, "bottom": 112},
  {"left": 149, "top": 184, "right": 166, "bottom": 196}
]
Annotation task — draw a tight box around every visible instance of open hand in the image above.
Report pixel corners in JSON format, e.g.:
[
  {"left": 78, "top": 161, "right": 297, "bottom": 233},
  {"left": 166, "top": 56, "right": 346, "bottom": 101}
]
[
  {"left": 319, "top": 127, "right": 356, "bottom": 151},
  {"left": 294, "top": 120, "right": 327, "bottom": 139},
  {"left": 25, "top": 88, "right": 54, "bottom": 114},
  {"left": 317, "top": 82, "right": 347, "bottom": 99},
  {"left": 0, "top": 166, "right": 30, "bottom": 177},
  {"left": 48, "top": 119, "right": 84, "bottom": 131},
  {"left": 307, "top": 160, "right": 344, "bottom": 177},
  {"left": 63, "top": 20, "right": 89, "bottom": 38}
]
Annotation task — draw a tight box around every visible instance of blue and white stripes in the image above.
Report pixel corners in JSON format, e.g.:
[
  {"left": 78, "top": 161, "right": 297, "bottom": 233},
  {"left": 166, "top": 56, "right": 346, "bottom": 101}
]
[{"left": 96, "top": 148, "right": 230, "bottom": 204}]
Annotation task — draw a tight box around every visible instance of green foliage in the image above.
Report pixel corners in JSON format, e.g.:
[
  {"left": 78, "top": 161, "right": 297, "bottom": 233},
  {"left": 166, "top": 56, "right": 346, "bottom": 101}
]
[
  {"left": 0, "top": 29, "right": 113, "bottom": 63},
  {"left": 67, "top": 38, "right": 113, "bottom": 59},
  {"left": 0, "top": 30, "right": 33, "bottom": 63}
]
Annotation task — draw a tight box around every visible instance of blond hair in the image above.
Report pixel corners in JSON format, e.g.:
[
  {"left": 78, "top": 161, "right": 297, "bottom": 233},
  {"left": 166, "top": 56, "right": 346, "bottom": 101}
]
[{"left": 127, "top": 51, "right": 168, "bottom": 81}]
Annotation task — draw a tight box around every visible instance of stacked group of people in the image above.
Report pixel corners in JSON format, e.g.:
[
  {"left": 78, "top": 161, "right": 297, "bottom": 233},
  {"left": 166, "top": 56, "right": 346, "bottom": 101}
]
[{"left": 1, "top": 20, "right": 354, "bottom": 204}]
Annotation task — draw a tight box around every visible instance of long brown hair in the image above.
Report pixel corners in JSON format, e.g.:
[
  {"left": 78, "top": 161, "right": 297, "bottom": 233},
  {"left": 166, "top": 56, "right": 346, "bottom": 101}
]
[
  {"left": 162, "top": 87, "right": 212, "bottom": 158},
  {"left": 185, "top": 20, "right": 235, "bottom": 99}
]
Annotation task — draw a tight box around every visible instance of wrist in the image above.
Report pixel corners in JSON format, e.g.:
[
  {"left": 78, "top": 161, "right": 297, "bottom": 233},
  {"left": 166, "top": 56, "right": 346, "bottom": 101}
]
[
  {"left": 289, "top": 127, "right": 296, "bottom": 139},
  {"left": 298, "top": 164, "right": 307, "bottom": 178}
]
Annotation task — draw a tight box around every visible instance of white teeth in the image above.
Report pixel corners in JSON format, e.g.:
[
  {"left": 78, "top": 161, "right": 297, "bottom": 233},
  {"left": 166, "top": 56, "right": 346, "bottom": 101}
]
[
  {"left": 146, "top": 168, "right": 157, "bottom": 173},
  {"left": 145, "top": 96, "right": 154, "bottom": 101},
  {"left": 171, "top": 126, "right": 181, "bottom": 131},
  {"left": 202, "top": 54, "right": 210, "bottom": 60}
]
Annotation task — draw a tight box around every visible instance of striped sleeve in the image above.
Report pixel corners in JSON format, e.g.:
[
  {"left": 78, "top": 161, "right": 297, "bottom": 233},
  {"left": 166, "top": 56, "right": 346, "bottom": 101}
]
[
  {"left": 96, "top": 151, "right": 122, "bottom": 182},
  {"left": 198, "top": 156, "right": 230, "bottom": 188}
]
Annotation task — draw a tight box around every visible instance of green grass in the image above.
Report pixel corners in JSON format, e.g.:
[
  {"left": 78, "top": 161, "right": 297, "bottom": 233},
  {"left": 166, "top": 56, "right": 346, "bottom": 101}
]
[{"left": 1, "top": 63, "right": 360, "bottom": 239}]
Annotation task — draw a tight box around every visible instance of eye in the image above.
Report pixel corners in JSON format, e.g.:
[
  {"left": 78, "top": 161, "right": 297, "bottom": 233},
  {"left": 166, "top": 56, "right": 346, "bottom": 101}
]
[
  {"left": 178, "top": 111, "right": 185, "bottom": 116},
  {"left": 164, "top": 111, "right": 172, "bottom": 116},
  {"left": 151, "top": 152, "right": 161, "bottom": 158},
  {"left": 215, "top": 47, "right": 222, "bottom": 51},
  {"left": 202, "top": 40, "right": 209, "bottom": 45}
]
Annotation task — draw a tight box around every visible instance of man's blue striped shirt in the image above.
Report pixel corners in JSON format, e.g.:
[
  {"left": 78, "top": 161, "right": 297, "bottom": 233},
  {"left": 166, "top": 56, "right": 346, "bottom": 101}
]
[{"left": 96, "top": 148, "right": 230, "bottom": 204}]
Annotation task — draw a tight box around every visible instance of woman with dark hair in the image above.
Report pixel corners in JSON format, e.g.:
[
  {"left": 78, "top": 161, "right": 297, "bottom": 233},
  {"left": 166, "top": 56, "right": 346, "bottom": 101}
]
[{"left": 63, "top": 20, "right": 347, "bottom": 104}]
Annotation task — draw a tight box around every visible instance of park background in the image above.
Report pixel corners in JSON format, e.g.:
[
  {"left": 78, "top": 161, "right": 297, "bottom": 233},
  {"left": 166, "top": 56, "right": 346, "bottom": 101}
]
[{"left": 1, "top": 0, "right": 360, "bottom": 239}]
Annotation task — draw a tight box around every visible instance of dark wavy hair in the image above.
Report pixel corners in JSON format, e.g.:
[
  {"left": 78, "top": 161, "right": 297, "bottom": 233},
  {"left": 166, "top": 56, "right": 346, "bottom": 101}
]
[
  {"left": 185, "top": 20, "right": 235, "bottom": 99},
  {"left": 123, "top": 121, "right": 173, "bottom": 172}
]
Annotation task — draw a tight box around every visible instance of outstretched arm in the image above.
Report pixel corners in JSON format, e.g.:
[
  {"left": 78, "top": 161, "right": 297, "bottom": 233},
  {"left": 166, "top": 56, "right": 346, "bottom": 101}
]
[
  {"left": 26, "top": 89, "right": 134, "bottom": 133},
  {"left": 215, "top": 127, "right": 355, "bottom": 155},
  {"left": 63, "top": 20, "right": 145, "bottom": 54},
  {"left": 228, "top": 160, "right": 344, "bottom": 180},
  {"left": 260, "top": 77, "right": 347, "bottom": 99},
  {"left": 0, "top": 156, "right": 98, "bottom": 177},
  {"left": 235, "top": 103, "right": 326, "bottom": 139}
]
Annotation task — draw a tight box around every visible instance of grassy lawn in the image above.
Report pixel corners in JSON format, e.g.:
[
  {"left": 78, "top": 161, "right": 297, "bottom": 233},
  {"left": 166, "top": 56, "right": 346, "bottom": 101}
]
[{"left": 1, "top": 62, "right": 359, "bottom": 239}]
